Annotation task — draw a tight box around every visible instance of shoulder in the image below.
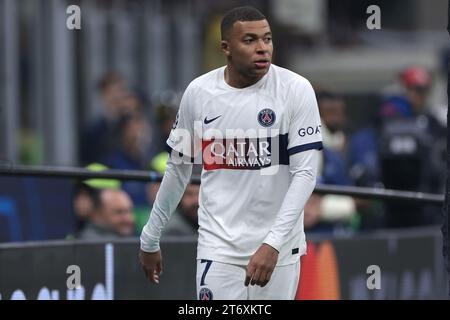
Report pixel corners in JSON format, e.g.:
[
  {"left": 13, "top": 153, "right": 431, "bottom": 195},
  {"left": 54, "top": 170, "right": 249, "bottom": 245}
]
[
  {"left": 271, "top": 64, "right": 312, "bottom": 90},
  {"left": 271, "top": 65, "right": 316, "bottom": 113},
  {"left": 185, "top": 66, "right": 225, "bottom": 94}
]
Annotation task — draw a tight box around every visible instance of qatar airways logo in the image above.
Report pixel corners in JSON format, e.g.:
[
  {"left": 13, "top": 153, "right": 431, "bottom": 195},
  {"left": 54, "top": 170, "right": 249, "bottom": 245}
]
[
  {"left": 168, "top": 122, "right": 281, "bottom": 175},
  {"left": 203, "top": 138, "right": 273, "bottom": 169}
]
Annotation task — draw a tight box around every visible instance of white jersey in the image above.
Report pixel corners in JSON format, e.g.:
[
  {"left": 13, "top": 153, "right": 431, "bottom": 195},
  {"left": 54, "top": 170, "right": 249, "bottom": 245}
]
[{"left": 166, "top": 64, "right": 322, "bottom": 266}]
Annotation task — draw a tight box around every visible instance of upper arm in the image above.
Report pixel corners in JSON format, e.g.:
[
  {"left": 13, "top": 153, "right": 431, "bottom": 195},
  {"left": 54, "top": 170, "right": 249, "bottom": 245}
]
[
  {"left": 287, "top": 79, "right": 323, "bottom": 157},
  {"left": 166, "top": 84, "right": 200, "bottom": 162}
]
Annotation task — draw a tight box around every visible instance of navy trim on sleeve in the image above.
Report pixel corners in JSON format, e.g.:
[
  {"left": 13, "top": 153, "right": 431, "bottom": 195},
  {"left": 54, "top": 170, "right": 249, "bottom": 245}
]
[
  {"left": 166, "top": 143, "right": 195, "bottom": 163},
  {"left": 287, "top": 141, "right": 323, "bottom": 156}
]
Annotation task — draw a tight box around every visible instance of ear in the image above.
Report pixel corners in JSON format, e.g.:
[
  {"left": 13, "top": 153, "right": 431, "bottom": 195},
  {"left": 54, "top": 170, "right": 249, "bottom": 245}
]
[{"left": 221, "top": 40, "right": 231, "bottom": 57}]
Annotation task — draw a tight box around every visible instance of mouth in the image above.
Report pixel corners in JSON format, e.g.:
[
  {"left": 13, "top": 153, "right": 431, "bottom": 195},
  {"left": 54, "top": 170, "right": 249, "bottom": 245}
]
[{"left": 254, "top": 59, "right": 270, "bottom": 69}]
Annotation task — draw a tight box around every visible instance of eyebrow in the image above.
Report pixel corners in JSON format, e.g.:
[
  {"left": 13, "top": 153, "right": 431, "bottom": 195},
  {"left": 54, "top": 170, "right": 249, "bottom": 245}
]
[{"left": 243, "top": 32, "right": 272, "bottom": 38}]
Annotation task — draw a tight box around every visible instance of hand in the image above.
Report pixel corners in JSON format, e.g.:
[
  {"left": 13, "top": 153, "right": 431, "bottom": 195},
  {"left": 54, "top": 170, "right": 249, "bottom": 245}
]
[
  {"left": 138, "top": 249, "right": 163, "bottom": 284},
  {"left": 245, "top": 244, "right": 279, "bottom": 287}
]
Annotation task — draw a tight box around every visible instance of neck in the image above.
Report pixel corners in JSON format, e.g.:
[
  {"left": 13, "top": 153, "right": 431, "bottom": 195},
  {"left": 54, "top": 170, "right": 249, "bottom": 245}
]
[{"left": 224, "top": 64, "right": 262, "bottom": 88}]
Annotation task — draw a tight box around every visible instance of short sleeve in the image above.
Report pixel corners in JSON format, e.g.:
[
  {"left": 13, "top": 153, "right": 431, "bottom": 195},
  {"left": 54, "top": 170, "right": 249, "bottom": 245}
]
[
  {"left": 166, "top": 84, "right": 200, "bottom": 160},
  {"left": 287, "top": 79, "right": 323, "bottom": 156}
]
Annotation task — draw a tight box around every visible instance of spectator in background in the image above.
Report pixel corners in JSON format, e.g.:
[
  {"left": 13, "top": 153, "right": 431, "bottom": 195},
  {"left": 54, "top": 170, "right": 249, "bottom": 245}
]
[
  {"left": 79, "top": 72, "right": 129, "bottom": 165},
  {"left": 379, "top": 66, "right": 445, "bottom": 153},
  {"left": 380, "top": 66, "right": 433, "bottom": 119},
  {"left": 348, "top": 67, "right": 442, "bottom": 187},
  {"left": 121, "top": 91, "right": 145, "bottom": 115},
  {"left": 315, "top": 89, "right": 361, "bottom": 187},
  {"left": 378, "top": 66, "right": 445, "bottom": 228},
  {"left": 68, "top": 163, "right": 123, "bottom": 239},
  {"left": 71, "top": 182, "right": 97, "bottom": 238},
  {"left": 316, "top": 90, "right": 347, "bottom": 157},
  {"left": 76, "top": 188, "right": 135, "bottom": 240},
  {"left": 104, "top": 109, "right": 156, "bottom": 208},
  {"left": 305, "top": 88, "right": 359, "bottom": 234}
]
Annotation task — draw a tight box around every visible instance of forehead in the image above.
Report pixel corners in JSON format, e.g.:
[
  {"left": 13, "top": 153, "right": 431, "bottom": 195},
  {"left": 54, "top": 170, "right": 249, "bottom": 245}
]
[
  {"left": 231, "top": 19, "right": 271, "bottom": 37},
  {"left": 102, "top": 190, "right": 130, "bottom": 205}
]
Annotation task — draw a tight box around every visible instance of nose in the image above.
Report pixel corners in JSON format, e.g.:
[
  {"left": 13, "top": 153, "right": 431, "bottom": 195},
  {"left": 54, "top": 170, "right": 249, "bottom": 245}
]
[{"left": 256, "top": 39, "right": 269, "bottom": 54}]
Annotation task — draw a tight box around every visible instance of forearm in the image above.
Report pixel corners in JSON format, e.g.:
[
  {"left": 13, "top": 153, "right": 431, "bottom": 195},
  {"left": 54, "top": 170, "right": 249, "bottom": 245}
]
[
  {"left": 263, "top": 150, "right": 319, "bottom": 251},
  {"left": 140, "top": 156, "right": 193, "bottom": 252}
]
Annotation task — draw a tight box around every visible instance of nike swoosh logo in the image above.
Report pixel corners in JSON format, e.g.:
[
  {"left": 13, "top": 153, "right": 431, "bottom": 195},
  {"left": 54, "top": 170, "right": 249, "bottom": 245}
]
[{"left": 204, "top": 115, "right": 221, "bottom": 124}]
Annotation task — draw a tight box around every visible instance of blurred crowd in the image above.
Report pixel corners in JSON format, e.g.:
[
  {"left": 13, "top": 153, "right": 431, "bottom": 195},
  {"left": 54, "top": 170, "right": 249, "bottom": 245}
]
[
  {"left": 304, "top": 65, "right": 446, "bottom": 234},
  {"left": 70, "top": 65, "right": 446, "bottom": 241},
  {"left": 70, "top": 71, "right": 198, "bottom": 240}
]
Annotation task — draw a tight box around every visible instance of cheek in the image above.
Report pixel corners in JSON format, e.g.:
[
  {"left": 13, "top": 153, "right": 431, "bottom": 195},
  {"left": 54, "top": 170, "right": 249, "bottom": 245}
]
[
  {"left": 128, "top": 213, "right": 135, "bottom": 223},
  {"left": 110, "top": 214, "right": 121, "bottom": 224},
  {"left": 231, "top": 46, "right": 253, "bottom": 60}
]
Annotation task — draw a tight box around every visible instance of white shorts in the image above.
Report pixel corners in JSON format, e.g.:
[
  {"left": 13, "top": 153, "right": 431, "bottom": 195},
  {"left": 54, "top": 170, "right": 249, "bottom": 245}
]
[{"left": 196, "top": 259, "right": 300, "bottom": 300}]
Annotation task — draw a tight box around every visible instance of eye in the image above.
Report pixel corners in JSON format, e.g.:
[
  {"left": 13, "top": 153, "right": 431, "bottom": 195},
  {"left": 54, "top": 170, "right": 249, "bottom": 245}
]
[
  {"left": 243, "top": 38, "right": 253, "bottom": 44},
  {"left": 264, "top": 37, "right": 272, "bottom": 43}
]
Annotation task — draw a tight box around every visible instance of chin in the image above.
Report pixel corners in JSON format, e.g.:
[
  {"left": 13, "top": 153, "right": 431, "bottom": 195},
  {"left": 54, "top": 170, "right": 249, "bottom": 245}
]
[
  {"left": 256, "top": 64, "right": 270, "bottom": 73},
  {"left": 252, "top": 68, "right": 269, "bottom": 77}
]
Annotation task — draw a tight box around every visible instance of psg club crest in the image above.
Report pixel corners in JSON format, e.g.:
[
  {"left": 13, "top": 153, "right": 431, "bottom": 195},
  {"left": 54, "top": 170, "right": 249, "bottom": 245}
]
[
  {"left": 258, "top": 108, "right": 276, "bottom": 127},
  {"left": 199, "top": 287, "right": 213, "bottom": 300}
]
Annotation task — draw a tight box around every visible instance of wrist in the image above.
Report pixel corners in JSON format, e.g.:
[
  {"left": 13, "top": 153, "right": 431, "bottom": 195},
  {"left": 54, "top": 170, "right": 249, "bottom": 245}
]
[
  {"left": 140, "top": 225, "right": 161, "bottom": 253},
  {"left": 262, "top": 232, "right": 282, "bottom": 252},
  {"left": 262, "top": 242, "right": 280, "bottom": 254}
]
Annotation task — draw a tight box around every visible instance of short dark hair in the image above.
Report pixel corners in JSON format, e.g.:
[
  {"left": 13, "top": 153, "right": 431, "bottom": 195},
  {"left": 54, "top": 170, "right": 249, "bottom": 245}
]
[
  {"left": 221, "top": 6, "right": 266, "bottom": 40},
  {"left": 73, "top": 182, "right": 103, "bottom": 210}
]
